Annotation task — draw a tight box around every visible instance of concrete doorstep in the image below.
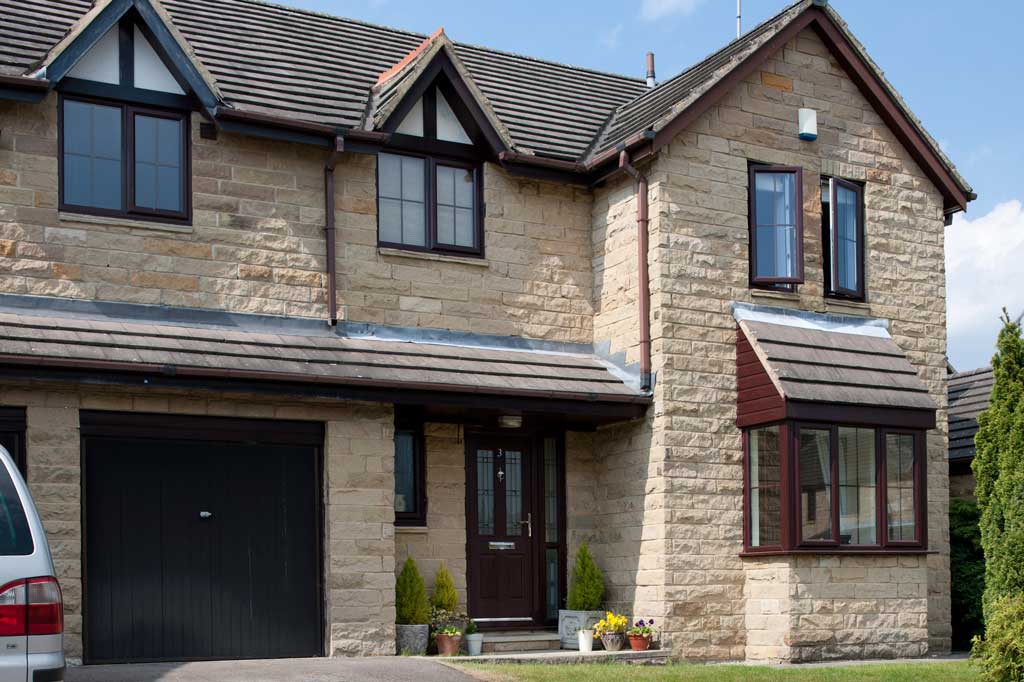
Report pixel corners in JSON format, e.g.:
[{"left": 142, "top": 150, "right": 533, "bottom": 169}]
[{"left": 443, "top": 647, "right": 671, "bottom": 665}]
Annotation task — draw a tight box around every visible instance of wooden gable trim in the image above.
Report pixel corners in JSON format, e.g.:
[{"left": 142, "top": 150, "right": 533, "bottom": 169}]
[{"left": 643, "top": 5, "right": 971, "bottom": 213}]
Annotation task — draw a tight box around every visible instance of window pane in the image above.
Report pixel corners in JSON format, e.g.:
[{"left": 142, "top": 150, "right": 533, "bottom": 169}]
[
  {"left": 379, "top": 198, "right": 403, "bottom": 244},
  {"left": 455, "top": 208, "right": 474, "bottom": 247},
  {"left": 436, "top": 165, "right": 475, "bottom": 248},
  {"left": 838, "top": 427, "right": 876, "bottom": 545},
  {"left": 753, "top": 170, "right": 798, "bottom": 280},
  {"left": 886, "top": 433, "right": 917, "bottom": 542},
  {"left": 394, "top": 432, "right": 416, "bottom": 515},
  {"left": 0, "top": 462, "right": 32, "bottom": 556},
  {"left": 402, "top": 200, "right": 426, "bottom": 246},
  {"left": 835, "top": 183, "right": 858, "bottom": 291},
  {"left": 504, "top": 449, "right": 522, "bottom": 536},
  {"left": 477, "top": 449, "right": 494, "bottom": 536},
  {"left": 401, "top": 157, "right": 424, "bottom": 202},
  {"left": 436, "top": 205, "right": 455, "bottom": 246},
  {"left": 379, "top": 153, "right": 402, "bottom": 199},
  {"left": 799, "top": 428, "right": 832, "bottom": 541},
  {"left": 748, "top": 426, "right": 781, "bottom": 547},
  {"left": 62, "top": 100, "right": 122, "bottom": 210},
  {"left": 134, "top": 114, "right": 182, "bottom": 212},
  {"left": 454, "top": 169, "right": 474, "bottom": 208},
  {"left": 436, "top": 165, "right": 455, "bottom": 206},
  {"left": 377, "top": 154, "right": 426, "bottom": 247}
]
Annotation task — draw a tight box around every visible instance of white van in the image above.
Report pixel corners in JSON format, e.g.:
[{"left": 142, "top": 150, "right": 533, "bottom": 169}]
[{"left": 0, "top": 445, "right": 64, "bottom": 682}]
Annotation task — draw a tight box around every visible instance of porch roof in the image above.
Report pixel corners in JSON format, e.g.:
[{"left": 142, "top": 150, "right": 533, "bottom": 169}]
[{"left": 0, "top": 296, "right": 648, "bottom": 409}]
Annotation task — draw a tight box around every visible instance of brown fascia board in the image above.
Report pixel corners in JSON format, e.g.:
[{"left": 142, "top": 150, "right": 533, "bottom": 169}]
[{"left": 0, "top": 74, "right": 50, "bottom": 90}]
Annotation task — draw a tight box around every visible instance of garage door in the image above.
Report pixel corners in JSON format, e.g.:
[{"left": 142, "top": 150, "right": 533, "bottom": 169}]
[{"left": 82, "top": 414, "right": 323, "bottom": 664}]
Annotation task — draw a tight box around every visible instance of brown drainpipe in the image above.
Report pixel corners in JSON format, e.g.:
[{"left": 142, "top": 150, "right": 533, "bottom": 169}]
[
  {"left": 324, "top": 136, "right": 345, "bottom": 326},
  {"left": 618, "top": 151, "right": 652, "bottom": 392}
]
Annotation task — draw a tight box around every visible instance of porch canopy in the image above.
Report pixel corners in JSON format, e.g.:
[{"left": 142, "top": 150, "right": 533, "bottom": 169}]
[
  {"left": 0, "top": 295, "right": 649, "bottom": 427},
  {"left": 734, "top": 303, "right": 937, "bottom": 429}
]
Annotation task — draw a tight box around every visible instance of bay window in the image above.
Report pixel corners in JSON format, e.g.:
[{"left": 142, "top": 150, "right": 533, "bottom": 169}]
[{"left": 744, "top": 422, "right": 925, "bottom": 553}]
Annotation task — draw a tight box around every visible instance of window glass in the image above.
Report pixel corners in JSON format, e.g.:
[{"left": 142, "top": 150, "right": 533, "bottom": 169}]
[
  {"left": 134, "top": 114, "right": 183, "bottom": 212},
  {"left": 436, "top": 165, "right": 475, "bottom": 248},
  {"left": 394, "top": 431, "right": 416, "bottom": 515},
  {"left": 838, "top": 427, "right": 876, "bottom": 545},
  {"left": 799, "top": 428, "right": 832, "bottom": 541},
  {"left": 63, "top": 100, "right": 122, "bottom": 210},
  {"left": 753, "top": 170, "right": 798, "bottom": 280},
  {"left": 378, "top": 153, "right": 426, "bottom": 247},
  {"left": 749, "top": 425, "right": 782, "bottom": 547},
  {"left": 0, "top": 461, "right": 32, "bottom": 556},
  {"left": 835, "top": 183, "right": 858, "bottom": 292},
  {"left": 886, "top": 433, "right": 917, "bottom": 542}
]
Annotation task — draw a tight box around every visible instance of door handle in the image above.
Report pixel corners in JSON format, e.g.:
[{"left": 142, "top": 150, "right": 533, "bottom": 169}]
[
  {"left": 519, "top": 513, "right": 532, "bottom": 538},
  {"left": 199, "top": 511, "right": 213, "bottom": 519}
]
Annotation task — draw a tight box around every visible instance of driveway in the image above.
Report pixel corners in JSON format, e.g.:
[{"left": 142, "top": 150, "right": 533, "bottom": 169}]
[{"left": 65, "top": 657, "right": 480, "bottom": 682}]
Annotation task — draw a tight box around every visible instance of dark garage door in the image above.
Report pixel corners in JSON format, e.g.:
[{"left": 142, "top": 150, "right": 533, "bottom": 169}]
[{"left": 83, "top": 415, "right": 323, "bottom": 664}]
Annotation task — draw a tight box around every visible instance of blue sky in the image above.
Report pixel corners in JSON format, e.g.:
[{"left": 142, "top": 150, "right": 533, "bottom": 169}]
[{"left": 276, "top": 0, "right": 1021, "bottom": 371}]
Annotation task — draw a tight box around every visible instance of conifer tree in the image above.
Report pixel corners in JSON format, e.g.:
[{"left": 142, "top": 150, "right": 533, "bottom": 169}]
[{"left": 567, "top": 543, "right": 604, "bottom": 611}]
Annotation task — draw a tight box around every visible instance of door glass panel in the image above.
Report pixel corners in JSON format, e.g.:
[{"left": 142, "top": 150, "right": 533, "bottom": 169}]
[
  {"left": 545, "top": 547, "right": 558, "bottom": 620},
  {"left": 476, "top": 449, "right": 494, "bottom": 536},
  {"left": 799, "top": 428, "right": 833, "bottom": 542},
  {"left": 504, "top": 449, "right": 522, "bottom": 536},
  {"left": 543, "top": 438, "right": 558, "bottom": 543}
]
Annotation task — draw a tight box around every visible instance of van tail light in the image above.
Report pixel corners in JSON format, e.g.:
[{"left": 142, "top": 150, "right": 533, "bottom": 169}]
[{"left": 0, "top": 577, "right": 63, "bottom": 636}]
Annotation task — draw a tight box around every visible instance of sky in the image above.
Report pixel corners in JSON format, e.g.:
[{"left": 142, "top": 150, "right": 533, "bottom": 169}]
[{"left": 274, "top": 0, "right": 1021, "bottom": 371}]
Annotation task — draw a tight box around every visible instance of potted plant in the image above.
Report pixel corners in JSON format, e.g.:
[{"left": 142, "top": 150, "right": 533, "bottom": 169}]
[
  {"left": 430, "top": 607, "right": 466, "bottom": 657},
  {"left": 464, "top": 619, "right": 483, "bottom": 656},
  {"left": 395, "top": 558, "right": 430, "bottom": 655},
  {"left": 627, "top": 618, "right": 656, "bottom": 651},
  {"left": 577, "top": 626, "right": 594, "bottom": 653},
  {"left": 431, "top": 562, "right": 459, "bottom": 612},
  {"left": 558, "top": 543, "right": 605, "bottom": 649},
  {"left": 593, "top": 611, "right": 627, "bottom": 652}
]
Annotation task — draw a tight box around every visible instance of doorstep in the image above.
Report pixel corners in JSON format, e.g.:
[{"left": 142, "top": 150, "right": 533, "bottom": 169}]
[
  {"left": 479, "top": 630, "right": 560, "bottom": 654},
  {"left": 444, "top": 648, "right": 670, "bottom": 665}
]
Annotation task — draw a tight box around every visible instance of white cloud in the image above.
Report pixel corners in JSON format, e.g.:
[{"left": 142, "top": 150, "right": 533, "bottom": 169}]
[
  {"left": 946, "top": 200, "right": 1024, "bottom": 370},
  {"left": 640, "top": 0, "right": 707, "bottom": 21},
  {"left": 602, "top": 23, "right": 624, "bottom": 49}
]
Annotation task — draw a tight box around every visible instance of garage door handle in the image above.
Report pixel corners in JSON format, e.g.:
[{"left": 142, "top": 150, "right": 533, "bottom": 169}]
[{"left": 199, "top": 511, "right": 213, "bottom": 519}]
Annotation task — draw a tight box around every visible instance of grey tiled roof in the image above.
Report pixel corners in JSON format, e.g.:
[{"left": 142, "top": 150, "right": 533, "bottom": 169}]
[
  {"left": 0, "top": 309, "right": 644, "bottom": 402},
  {"left": 948, "top": 366, "right": 993, "bottom": 462},
  {"left": 739, "top": 318, "right": 937, "bottom": 411}
]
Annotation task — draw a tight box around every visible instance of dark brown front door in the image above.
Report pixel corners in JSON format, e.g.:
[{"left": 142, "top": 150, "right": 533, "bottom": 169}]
[{"left": 467, "top": 436, "right": 535, "bottom": 625}]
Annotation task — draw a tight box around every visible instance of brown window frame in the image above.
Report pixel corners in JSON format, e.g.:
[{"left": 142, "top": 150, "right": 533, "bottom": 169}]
[
  {"left": 742, "top": 420, "right": 927, "bottom": 555},
  {"left": 393, "top": 421, "right": 427, "bottom": 527},
  {"left": 376, "top": 150, "right": 484, "bottom": 257},
  {"left": 58, "top": 93, "right": 191, "bottom": 225},
  {"left": 749, "top": 164, "right": 804, "bottom": 287},
  {"left": 821, "top": 176, "right": 865, "bottom": 300}
]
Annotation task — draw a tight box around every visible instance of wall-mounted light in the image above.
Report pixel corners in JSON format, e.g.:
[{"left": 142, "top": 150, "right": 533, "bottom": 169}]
[
  {"left": 798, "top": 108, "right": 817, "bottom": 141},
  {"left": 498, "top": 414, "right": 523, "bottom": 429}
]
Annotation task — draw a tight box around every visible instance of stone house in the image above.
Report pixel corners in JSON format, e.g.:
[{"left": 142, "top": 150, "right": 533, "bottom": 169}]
[{"left": 0, "top": 0, "right": 974, "bottom": 667}]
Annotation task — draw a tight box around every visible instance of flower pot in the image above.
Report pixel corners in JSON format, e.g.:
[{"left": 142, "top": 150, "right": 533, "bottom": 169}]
[
  {"left": 395, "top": 624, "right": 429, "bottom": 656},
  {"left": 577, "top": 629, "right": 594, "bottom": 653},
  {"left": 558, "top": 609, "right": 604, "bottom": 649},
  {"left": 435, "top": 633, "right": 462, "bottom": 657},
  {"left": 600, "top": 633, "right": 626, "bottom": 652},
  {"left": 628, "top": 634, "right": 651, "bottom": 651},
  {"left": 465, "top": 632, "right": 483, "bottom": 656}
]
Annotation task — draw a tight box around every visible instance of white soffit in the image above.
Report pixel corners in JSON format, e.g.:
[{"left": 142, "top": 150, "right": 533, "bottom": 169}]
[
  {"left": 133, "top": 25, "right": 185, "bottom": 95},
  {"left": 68, "top": 26, "right": 120, "bottom": 85},
  {"left": 437, "top": 90, "right": 471, "bottom": 144},
  {"left": 732, "top": 302, "right": 891, "bottom": 339},
  {"left": 396, "top": 97, "right": 424, "bottom": 136}
]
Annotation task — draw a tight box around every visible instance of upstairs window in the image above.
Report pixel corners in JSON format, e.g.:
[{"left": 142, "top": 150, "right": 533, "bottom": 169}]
[
  {"left": 821, "top": 177, "right": 865, "bottom": 299},
  {"left": 61, "top": 97, "right": 189, "bottom": 222},
  {"left": 744, "top": 422, "right": 925, "bottom": 553},
  {"left": 749, "top": 165, "right": 803, "bottom": 286}
]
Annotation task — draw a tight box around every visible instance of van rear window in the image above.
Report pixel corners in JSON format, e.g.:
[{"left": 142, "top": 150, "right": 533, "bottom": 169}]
[{"left": 0, "top": 463, "right": 32, "bottom": 555}]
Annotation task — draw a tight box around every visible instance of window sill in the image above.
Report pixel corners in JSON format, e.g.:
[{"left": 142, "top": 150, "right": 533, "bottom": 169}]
[
  {"left": 824, "top": 298, "right": 870, "bottom": 315},
  {"left": 378, "top": 247, "right": 488, "bottom": 267},
  {"left": 749, "top": 288, "right": 800, "bottom": 302},
  {"left": 59, "top": 211, "right": 193, "bottom": 234},
  {"left": 394, "top": 525, "right": 429, "bottom": 534},
  {"left": 740, "top": 547, "right": 934, "bottom": 558}
]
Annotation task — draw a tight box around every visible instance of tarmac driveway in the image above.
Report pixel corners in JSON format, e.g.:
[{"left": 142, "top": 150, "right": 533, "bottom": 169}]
[{"left": 65, "top": 657, "right": 480, "bottom": 682}]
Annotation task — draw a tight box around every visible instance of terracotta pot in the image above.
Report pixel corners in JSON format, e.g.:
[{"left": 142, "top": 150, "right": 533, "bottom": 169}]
[
  {"left": 628, "top": 634, "right": 651, "bottom": 651},
  {"left": 600, "top": 633, "right": 626, "bottom": 652},
  {"left": 435, "top": 633, "right": 462, "bottom": 657}
]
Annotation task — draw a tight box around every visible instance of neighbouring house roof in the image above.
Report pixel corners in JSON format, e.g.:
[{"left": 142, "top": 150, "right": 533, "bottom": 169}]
[
  {"left": 0, "top": 0, "right": 974, "bottom": 210},
  {"left": 734, "top": 304, "right": 937, "bottom": 426},
  {"left": 0, "top": 297, "right": 647, "bottom": 411},
  {"left": 948, "top": 366, "right": 993, "bottom": 462}
]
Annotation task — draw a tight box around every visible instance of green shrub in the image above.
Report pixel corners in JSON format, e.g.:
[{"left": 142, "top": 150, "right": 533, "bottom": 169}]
[
  {"left": 395, "top": 557, "right": 430, "bottom": 625},
  {"left": 431, "top": 562, "right": 459, "bottom": 612},
  {"left": 567, "top": 543, "right": 604, "bottom": 611},
  {"left": 951, "top": 499, "right": 985, "bottom": 650},
  {"left": 973, "top": 593, "right": 1024, "bottom": 682}
]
